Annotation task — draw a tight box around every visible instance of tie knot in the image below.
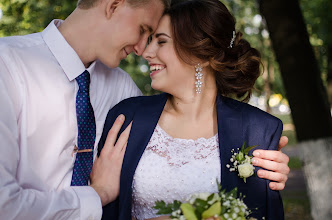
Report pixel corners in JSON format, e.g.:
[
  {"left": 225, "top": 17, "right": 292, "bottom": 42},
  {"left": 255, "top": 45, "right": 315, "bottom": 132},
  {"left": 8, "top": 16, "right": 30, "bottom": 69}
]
[{"left": 76, "top": 70, "right": 90, "bottom": 91}]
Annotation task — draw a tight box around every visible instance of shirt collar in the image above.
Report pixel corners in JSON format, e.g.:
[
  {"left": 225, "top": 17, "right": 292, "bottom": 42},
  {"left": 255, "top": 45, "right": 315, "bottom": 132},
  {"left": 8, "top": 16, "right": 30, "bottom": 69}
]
[{"left": 41, "top": 19, "right": 96, "bottom": 81}]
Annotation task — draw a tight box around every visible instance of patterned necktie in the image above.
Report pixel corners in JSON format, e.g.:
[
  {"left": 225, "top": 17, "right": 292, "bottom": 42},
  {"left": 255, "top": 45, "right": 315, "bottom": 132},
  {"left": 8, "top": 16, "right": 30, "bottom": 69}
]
[{"left": 71, "top": 70, "right": 96, "bottom": 186}]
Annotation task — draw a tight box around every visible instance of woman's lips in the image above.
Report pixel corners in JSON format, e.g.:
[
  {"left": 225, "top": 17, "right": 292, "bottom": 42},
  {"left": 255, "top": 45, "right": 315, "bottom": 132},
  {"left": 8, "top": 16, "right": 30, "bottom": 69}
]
[
  {"left": 150, "top": 68, "right": 164, "bottom": 77},
  {"left": 149, "top": 64, "right": 166, "bottom": 77}
]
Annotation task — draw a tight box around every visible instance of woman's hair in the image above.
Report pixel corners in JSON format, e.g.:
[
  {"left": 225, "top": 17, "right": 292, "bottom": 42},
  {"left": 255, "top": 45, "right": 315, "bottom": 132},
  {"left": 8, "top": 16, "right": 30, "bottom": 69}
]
[
  {"left": 167, "top": 0, "right": 261, "bottom": 102},
  {"left": 77, "top": 0, "right": 171, "bottom": 10}
]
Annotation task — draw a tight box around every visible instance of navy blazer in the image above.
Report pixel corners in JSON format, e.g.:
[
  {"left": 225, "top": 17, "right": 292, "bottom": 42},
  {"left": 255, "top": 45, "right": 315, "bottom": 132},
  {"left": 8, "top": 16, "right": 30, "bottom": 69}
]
[{"left": 98, "top": 93, "right": 284, "bottom": 220}]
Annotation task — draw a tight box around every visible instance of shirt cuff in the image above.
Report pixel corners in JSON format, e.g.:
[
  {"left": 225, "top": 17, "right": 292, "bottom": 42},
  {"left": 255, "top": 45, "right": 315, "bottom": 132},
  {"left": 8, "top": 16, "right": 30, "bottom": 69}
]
[{"left": 72, "top": 186, "right": 102, "bottom": 220}]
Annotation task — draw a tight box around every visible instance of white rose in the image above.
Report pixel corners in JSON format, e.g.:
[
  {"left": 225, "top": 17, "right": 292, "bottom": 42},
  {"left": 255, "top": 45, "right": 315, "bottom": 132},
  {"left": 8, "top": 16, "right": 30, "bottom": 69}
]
[
  {"left": 189, "top": 192, "right": 212, "bottom": 202},
  {"left": 238, "top": 163, "right": 254, "bottom": 178}
]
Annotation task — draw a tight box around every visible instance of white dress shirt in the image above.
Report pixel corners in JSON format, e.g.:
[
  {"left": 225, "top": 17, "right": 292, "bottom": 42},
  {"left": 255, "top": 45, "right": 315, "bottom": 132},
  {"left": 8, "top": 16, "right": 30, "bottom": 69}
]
[{"left": 0, "top": 20, "right": 142, "bottom": 219}]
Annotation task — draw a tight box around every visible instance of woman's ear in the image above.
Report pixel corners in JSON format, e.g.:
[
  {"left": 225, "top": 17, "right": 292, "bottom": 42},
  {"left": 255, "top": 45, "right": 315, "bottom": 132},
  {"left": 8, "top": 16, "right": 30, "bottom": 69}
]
[
  {"left": 201, "top": 61, "right": 210, "bottom": 68},
  {"left": 105, "top": 0, "right": 125, "bottom": 19}
]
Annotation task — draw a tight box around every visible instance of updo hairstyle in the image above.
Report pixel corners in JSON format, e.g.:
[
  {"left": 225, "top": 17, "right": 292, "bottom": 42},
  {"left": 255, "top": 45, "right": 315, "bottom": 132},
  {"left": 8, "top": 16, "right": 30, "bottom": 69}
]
[{"left": 168, "top": 0, "right": 261, "bottom": 102}]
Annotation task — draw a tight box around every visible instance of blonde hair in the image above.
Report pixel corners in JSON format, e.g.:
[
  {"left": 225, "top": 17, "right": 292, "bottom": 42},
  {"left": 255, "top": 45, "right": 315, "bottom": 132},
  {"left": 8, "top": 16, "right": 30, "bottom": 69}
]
[{"left": 77, "top": 0, "right": 170, "bottom": 10}]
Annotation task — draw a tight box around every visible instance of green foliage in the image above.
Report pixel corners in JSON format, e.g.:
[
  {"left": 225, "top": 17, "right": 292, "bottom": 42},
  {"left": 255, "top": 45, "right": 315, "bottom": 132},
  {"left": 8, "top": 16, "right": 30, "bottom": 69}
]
[
  {"left": 0, "top": 0, "right": 76, "bottom": 37},
  {"left": 154, "top": 200, "right": 181, "bottom": 214},
  {"left": 1, "top": 0, "right": 328, "bottom": 98},
  {"left": 119, "top": 54, "right": 161, "bottom": 95},
  {"left": 288, "top": 157, "right": 303, "bottom": 169},
  {"left": 300, "top": 0, "right": 331, "bottom": 80}
]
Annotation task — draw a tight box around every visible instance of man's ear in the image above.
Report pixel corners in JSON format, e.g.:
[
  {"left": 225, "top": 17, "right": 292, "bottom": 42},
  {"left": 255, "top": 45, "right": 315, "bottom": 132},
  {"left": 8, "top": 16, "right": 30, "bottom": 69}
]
[{"left": 105, "top": 0, "right": 125, "bottom": 19}]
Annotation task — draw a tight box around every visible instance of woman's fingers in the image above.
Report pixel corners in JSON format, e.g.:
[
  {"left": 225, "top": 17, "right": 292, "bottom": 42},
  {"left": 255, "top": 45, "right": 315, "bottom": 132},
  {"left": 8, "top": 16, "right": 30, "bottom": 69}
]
[
  {"left": 104, "top": 114, "right": 125, "bottom": 149},
  {"left": 116, "top": 121, "right": 132, "bottom": 153}
]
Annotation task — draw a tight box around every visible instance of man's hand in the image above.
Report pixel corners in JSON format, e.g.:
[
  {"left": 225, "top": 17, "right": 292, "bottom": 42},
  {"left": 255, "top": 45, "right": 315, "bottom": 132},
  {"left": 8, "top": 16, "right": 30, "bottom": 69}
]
[
  {"left": 90, "top": 114, "right": 131, "bottom": 206},
  {"left": 252, "top": 136, "right": 290, "bottom": 191}
]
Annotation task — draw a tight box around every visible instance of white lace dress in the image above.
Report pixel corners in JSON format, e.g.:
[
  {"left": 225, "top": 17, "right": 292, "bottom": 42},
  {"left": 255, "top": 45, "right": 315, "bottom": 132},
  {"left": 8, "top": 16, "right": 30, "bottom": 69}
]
[{"left": 132, "top": 124, "right": 221, "bottom": 220}]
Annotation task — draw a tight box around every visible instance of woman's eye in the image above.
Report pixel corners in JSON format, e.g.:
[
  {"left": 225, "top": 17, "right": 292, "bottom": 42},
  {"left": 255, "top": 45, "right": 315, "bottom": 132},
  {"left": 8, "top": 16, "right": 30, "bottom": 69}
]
[{"left": 158, "top": 40, "right": 166, "bottom": 45}]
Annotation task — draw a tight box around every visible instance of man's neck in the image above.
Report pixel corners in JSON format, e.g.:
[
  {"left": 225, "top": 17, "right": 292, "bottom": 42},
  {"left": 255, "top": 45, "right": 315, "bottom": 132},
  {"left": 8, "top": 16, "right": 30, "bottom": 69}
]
[{"left": 58, "top": 8, "right": 99, "bottom": 67}]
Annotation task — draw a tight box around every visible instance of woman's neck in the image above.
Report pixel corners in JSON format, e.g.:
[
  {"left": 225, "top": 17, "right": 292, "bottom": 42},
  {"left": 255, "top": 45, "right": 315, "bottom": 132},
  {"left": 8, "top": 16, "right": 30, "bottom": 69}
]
[
  {"left": 164, "top": 69, "right": 218, "bottom": 120},
  {"left": 166, "top": 90, "right": 217, "bottom": 120}
]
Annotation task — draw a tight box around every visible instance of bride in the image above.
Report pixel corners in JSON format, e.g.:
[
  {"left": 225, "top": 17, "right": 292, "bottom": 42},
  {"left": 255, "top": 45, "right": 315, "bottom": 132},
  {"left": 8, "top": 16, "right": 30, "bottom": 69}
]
[{"left": 99, "top": 0, "right": 288, "bottom": 219}]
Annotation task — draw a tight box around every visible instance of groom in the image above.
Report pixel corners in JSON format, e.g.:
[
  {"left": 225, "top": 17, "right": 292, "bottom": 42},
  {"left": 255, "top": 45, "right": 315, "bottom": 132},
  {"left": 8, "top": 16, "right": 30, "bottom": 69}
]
[{"left": 0, "top": 0, "right": 289, "bottom": 219}]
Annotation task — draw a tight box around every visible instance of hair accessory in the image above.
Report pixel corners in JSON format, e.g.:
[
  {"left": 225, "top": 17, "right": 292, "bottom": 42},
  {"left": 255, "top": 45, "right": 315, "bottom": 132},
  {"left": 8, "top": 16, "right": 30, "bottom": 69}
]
[
  {"left": 195, "top": 63, "right": 203, "bottom": 94},
  {"left": 229, "top": 31, "right": 236, "bottom": 48}
]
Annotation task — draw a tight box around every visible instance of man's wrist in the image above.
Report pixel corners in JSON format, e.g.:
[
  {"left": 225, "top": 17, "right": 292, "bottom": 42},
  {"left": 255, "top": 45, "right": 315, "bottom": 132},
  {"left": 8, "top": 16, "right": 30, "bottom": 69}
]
[
  {"left": 90, "top": 184, "right": 109, "bottom": 206},
  {"left": 71, "top": 186, "right": 103, "bottom": 219}
]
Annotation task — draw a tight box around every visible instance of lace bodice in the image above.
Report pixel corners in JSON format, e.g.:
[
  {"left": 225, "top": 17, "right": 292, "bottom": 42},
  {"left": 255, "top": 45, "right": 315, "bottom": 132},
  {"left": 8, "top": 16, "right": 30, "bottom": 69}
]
[{"left": 132, "top": 124, "right": 221, "bottom": 220}]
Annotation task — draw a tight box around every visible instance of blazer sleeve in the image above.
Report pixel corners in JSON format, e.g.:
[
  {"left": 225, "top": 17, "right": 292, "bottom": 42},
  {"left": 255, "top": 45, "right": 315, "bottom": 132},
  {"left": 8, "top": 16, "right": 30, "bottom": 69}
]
[{"left": 266, "top": 119, "right": 284, "bottom": 220}]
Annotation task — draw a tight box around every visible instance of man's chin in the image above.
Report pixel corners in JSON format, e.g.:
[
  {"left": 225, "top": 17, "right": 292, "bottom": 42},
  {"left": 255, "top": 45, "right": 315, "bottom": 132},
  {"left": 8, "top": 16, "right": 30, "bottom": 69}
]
[{"left": 103, "top": 58, "right": 121, "bottom": 69}]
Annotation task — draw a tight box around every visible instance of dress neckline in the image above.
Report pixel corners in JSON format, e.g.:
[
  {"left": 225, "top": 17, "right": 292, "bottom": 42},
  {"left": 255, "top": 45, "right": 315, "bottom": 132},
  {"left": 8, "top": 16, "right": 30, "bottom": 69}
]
[{"left": 156, "top": 124, "right": 218, "bottom": 142}]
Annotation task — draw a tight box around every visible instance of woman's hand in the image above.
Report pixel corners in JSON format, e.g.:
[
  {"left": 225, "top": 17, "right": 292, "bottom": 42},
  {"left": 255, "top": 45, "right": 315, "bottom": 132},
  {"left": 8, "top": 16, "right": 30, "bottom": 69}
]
[
  {"left": 252, "top": 136, "right": 290, "bottom": 191},
  {"left": 90, "top": 115, "right": 132, "bottom": 206}
]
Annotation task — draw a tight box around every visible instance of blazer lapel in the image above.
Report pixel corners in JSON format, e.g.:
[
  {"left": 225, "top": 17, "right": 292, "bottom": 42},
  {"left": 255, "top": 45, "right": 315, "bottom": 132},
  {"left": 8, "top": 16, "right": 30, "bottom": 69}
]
[
  {"left": 119, "top": 93, "right": 169, "bottom": 218},
  {"left": 216, "top": 95, "right": 245, "bottom": 192}
]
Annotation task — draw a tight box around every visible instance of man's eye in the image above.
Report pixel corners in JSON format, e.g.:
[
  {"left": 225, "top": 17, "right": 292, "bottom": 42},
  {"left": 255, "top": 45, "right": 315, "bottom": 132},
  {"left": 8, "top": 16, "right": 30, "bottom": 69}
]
[
  {"left": 148, "top": 35, "right": 152, "bottom": 44},
  {"left": 140, "top": 27, "right": 145, "bottom": 35}
]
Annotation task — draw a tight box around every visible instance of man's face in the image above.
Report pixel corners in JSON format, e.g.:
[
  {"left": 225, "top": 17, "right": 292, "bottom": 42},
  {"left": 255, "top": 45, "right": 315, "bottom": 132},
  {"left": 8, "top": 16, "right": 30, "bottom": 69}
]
[{"left": 97, "top": 0, "right": 164, "bottom": 68}]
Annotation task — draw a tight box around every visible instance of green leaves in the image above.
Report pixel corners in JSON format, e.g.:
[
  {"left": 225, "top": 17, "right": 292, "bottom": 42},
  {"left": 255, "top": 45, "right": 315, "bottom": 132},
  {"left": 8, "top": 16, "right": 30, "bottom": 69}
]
[
  {"left": 154, "top": 200, "right": 181, "bottom": 214},
  {"left": 154, "top": 180, "right": 251, "bottom": 220},
  {"left": 201, "top": 202, "right": 222, "bottom": 218},
  {"left": 181, "top": 203, "right": 198, "bottom": 220}
]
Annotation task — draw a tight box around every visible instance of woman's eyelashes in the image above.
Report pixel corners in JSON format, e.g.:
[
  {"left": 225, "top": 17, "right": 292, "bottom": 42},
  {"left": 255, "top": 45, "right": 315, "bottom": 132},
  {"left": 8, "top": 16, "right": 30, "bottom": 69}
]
[{"left": 157, "top": 38, "right": 167, "bottom": 45}]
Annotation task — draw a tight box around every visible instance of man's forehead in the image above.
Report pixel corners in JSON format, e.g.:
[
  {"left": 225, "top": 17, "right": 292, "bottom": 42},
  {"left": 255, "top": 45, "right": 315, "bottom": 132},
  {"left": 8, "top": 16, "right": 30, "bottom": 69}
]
[{"left": 138, "top": 1, "right": 164, "bottom": 32}]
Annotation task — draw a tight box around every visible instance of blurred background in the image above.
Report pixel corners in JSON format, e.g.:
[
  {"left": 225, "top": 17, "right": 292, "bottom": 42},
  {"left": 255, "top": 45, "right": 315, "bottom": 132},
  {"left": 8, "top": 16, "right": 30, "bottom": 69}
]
[{"left": 1, "top": 0, "right": 331, "bottom": 219}]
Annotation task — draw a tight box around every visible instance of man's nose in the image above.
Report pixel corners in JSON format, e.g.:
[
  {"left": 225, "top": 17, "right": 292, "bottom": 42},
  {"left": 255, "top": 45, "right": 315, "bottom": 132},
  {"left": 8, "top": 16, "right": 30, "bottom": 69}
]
[{"left": 134, "top": 38, "right": 148, "bottom": 56}]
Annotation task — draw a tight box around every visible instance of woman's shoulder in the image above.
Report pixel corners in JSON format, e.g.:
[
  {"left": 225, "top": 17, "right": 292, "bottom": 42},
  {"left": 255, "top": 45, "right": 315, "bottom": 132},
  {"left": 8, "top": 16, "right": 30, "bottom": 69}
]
[
  {"left": 221, "top": 96, "right": 282, "bottom": 126},
  {"left": 115, "top": 93, "right": 165, "bottom": 108},
  {"left": 109, "top": 93, "right": 167, "bottom": 117}
]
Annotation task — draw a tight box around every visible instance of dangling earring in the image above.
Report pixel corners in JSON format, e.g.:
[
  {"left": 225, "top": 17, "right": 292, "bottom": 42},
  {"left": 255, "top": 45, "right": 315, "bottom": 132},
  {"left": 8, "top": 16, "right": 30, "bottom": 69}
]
[{"left": 195, "top": 63, "right": 203, "bottom": 94}]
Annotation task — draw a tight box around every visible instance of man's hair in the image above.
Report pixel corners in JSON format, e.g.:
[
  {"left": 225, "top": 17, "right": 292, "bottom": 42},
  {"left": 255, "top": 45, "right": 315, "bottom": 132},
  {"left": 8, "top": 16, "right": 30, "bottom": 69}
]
[{"left": 77, "top": 0, "right": 170, "bottom": 10}]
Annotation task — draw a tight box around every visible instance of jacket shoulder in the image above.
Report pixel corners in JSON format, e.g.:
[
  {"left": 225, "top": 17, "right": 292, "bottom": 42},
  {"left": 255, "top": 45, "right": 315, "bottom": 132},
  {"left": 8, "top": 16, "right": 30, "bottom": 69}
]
[
  {"left": 111, "top": 94, "right": 162, "bottom": 114},
  {"left": 222, "top": 96, "right": 282, "bottom": 126}
]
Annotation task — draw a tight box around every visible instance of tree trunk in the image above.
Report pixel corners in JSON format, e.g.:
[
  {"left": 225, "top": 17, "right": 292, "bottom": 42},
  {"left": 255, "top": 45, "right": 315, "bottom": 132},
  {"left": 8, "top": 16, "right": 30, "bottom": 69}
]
[
  {"left": 263, "top": 59, "right": 271, "bottom": 113},
  {"left": 327, "top": 45, "right": 332, "bottom": 108},
  {"left": 259, "top": 0, "right": 332, "bottom": 141}
]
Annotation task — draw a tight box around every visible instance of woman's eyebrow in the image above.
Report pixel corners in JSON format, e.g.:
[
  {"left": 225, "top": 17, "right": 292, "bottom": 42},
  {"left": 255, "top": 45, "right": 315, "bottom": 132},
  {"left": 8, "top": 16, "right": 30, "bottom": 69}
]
[{"left": 155, "top": 33, "right": 171, "bottom": 38}]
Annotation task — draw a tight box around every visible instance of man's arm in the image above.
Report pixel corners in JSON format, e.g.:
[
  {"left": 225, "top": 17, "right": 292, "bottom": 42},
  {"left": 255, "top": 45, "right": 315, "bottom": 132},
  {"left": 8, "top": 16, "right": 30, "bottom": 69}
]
[
  {"left": 252, "top": 136, "right": 290, "bottom": 190},
  {"left": 0, "top": 58, "right": 127, "bottom": 219},
  {"left": 0, "top": 73, "right": 103, "bottom": 219}
]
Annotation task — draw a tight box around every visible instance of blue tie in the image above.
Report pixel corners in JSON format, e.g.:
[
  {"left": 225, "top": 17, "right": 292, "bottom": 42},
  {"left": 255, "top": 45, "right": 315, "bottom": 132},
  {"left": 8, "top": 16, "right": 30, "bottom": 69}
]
[{"left": 71, "top": 70, "right": 96, "bottom": 186}]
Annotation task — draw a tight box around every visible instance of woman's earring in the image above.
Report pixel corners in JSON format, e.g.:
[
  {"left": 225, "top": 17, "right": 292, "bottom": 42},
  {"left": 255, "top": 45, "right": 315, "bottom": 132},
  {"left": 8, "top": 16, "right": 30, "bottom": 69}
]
[{"left": 195, "top": 63, "right": 203, "bottom": 94}]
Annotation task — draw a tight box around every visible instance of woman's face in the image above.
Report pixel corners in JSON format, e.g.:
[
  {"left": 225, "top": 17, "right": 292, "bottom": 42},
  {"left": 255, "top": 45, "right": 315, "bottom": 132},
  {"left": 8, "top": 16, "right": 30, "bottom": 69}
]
[{"left": 143, "top": 15, "right": 195, "bottom": 94}]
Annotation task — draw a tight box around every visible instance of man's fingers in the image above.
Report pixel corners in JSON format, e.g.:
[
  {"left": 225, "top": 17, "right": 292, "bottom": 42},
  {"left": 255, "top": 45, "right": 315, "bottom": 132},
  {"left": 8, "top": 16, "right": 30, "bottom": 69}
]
[
  {"left": 252, "top": 156, "right": 290, "bottom": 174},
  {"left": 269, "top": 181, "right": 286, "bottom": 191},
  {"left": 253, "top": 150, "right": 289, "bottom": 164},
  {"left": 278, "top": 136, "right": 288, "bottom": 151},
  {"left": 257, "top": 169, "right": 288, "bottom": 185},
  {"left": 115, "top": 121, "right": 132, "bottom": 152},
  {"left": 104, "top": 114, "right": 125, "bottom": 149}
]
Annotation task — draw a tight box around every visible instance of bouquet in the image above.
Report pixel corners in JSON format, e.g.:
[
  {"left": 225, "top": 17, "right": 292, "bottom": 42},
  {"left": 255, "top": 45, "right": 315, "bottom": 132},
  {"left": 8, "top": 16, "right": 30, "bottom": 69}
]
[{"left": 154, "top": 181, "right": 256, "bottom": 220}]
